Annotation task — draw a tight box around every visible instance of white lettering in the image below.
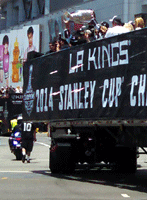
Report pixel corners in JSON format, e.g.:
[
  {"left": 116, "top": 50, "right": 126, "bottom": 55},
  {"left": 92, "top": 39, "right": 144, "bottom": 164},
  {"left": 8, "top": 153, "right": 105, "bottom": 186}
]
[
  {"left": 49, "top": 87, "right": 53, "bottom": 111},
  {"left": 102, "top": 79, "right": 109, "bottom": 108},
  {"left": 59, "top": 86, "right": 64, "bottom": 110},
  {"left": 69, "top": 40, "right": 129, "bottom": 74},
  {"left": 130, "top": 75, "right": 138, "bottom": 106},
  {"left": 130, "top": 74, "right": 147, "bottom": 107},
  {"left": 90, "top": 81, "right": 96, "bottom": 108},
  {"left": 67, "top": 84, "right": 73, "bottom": 110},
  {"left": 111, "top": 42, "right": 119, "bottom": 66},
  {"left": 119, "top": 40, "right": 129, "bottom": 65},
  {"left": 58, "top": 81, "right": 96, "bottom": 111},
  {"left": 44, "top": 88, "right": 48, "bottom": 112},
  {"left": 102, "top": 77, "right": 124, "bottom": 108},
  {"left": 84, "top": 81, "right": 89, "bottom": 109},
  {"left": 88, "top": 48, "right": 97, "bottom": 70},
  {"left": 76, "top": 50, "right": 84, "bottom": 72},
  {"left": 138, "top": 74, "right": 146, "bottom": 106}
]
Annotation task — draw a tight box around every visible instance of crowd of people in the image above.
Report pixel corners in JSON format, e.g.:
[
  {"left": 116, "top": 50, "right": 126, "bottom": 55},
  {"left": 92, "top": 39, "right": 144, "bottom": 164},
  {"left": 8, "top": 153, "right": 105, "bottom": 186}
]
[
  {"left": 46, "top": 15, "right": 145, "bottom": 54},
  {"left": 0, "top": 86, "right": 23, "bottom": 98}
]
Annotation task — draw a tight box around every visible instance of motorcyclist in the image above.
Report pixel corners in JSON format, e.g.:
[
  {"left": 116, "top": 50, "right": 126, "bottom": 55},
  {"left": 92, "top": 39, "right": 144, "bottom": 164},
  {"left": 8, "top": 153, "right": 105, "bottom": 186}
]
[
  {"left": 9, "top": 116, "right": 22, "bottom": 160},
  {"left": 12, "top": 115, "right": 23, "bottom": 135}
]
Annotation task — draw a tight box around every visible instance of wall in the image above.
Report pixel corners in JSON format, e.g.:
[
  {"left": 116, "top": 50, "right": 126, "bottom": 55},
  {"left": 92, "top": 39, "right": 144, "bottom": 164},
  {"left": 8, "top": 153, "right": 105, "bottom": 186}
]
[{"left": 0, "top": 0, "right": 146, "bottom": 56}]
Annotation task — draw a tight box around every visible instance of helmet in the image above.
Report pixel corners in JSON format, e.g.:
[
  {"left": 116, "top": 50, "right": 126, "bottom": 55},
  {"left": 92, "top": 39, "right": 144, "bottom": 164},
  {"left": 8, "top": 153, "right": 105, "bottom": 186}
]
[
  {"left": 17, "top": 116, "right": 23, "bottom": 121},
  {"left": 17, "top": 115, "right": 23, "bottom": 124}
]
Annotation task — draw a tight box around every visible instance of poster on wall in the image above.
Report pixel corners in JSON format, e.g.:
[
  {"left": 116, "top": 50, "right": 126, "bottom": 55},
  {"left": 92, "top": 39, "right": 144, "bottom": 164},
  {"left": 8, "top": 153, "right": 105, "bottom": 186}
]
[
  {"left": 0, "top": 25, "right": 40, "bottom": 90},
  {"left": 0, "top": 33, "right": 10, "bottom": 88}
]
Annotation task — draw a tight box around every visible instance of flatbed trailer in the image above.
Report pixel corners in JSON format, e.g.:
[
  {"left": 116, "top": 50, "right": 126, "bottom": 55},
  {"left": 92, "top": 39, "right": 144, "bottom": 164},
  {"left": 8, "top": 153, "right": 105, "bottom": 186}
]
[{"left": 23, "top": 28, "right": 147, "bottom": 173}]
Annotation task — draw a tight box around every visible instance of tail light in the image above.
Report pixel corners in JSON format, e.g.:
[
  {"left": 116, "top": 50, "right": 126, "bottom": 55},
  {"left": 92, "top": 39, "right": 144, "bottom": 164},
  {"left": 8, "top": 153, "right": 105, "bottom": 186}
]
[{"left": 16, "top": 137, "right": 21, "bottom": 141}]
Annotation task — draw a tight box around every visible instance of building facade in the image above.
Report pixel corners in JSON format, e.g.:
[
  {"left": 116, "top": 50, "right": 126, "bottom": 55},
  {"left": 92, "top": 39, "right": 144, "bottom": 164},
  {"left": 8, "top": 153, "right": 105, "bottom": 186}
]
[
  {"left": 0, "top": 0, "right": 147, "bottom": 53},
  {"left": 0, "top": 0, "right": 146, "bottom": 88}
]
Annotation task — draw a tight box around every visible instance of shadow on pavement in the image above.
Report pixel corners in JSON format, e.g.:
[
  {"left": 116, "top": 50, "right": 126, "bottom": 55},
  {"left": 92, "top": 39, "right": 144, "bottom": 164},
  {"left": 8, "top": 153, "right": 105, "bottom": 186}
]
[{"left": 32, "top": 166, "right": 147, "bottom": 194}]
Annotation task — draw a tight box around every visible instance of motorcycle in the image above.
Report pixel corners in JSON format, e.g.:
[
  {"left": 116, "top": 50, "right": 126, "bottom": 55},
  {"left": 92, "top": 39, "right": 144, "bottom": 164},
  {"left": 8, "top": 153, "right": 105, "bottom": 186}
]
[{"left": 8, "top": 131, "right": 22, "bottom": 160}]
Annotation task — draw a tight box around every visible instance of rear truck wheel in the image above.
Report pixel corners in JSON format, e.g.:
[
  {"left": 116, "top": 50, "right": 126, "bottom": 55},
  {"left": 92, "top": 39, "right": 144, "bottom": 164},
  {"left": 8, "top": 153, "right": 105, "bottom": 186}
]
[
  {"left": 114, "top": 146, "right": 137, "bottom": 173},
  {"left": 15, "top": 149, "right": 22, "bottom": 160},
  {"left": 49, "top": 142, "right": 75, "bottom": 174}
]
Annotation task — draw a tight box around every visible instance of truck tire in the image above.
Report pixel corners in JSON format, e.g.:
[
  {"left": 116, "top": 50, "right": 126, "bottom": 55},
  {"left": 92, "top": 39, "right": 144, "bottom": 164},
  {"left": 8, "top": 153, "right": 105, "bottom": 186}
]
[
  {"left": 49, "top": 143, "right": 75, "bottom": 174},
  {"left": 114, "top": 146, "right": 137, "bottom": 173}
]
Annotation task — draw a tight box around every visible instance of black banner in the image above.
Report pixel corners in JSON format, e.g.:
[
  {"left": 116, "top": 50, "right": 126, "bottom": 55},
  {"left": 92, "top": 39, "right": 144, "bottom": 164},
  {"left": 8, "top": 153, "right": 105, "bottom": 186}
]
[{"left": 23, "top": 28, "right": 147, "bottom": 121}]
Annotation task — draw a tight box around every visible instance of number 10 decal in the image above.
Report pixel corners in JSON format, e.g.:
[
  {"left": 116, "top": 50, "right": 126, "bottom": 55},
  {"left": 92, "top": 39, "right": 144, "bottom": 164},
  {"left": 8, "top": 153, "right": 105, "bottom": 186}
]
[{"left": 24, "top": 122, "right": 32, "bottom": 131}]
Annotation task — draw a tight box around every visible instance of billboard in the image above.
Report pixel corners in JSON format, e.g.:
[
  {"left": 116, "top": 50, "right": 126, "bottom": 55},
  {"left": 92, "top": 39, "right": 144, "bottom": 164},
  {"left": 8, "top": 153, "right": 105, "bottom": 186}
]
[{"left": 0, "top": 25, "right": 40, "bottom": 89}]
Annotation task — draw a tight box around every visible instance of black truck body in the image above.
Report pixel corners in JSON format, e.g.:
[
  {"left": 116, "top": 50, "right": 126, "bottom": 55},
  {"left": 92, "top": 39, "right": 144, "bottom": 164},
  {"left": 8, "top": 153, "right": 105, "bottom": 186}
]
[
  {"left": 23, "top": 28, "right": 147, "bottom": 173},
  {"left": 0, "top": 94, "right": 23, "bottom": 135}
]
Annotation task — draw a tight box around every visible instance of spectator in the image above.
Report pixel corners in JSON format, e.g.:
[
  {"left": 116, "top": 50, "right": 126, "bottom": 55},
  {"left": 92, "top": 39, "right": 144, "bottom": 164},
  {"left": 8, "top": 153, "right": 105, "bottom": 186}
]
[
  {"left": 46, "top": 40, "right": 56, "bottom": 54},
  {"left": 128, "top": 21, "right": 135, "bottom": 30},
  {"left": 101, "top": 21, "right": 109, "bottom": 29},
  {"left": 9, "top": 86, "right": 15, "bottom": 94},
  {"left": 59, "top": 38, "right": 70, "bottom": 50},
  {"left": 0, "top": 85, "right": 23, "bottom": 99},
  {"left": 135, "top": 17, "right": 145, "bottom": 30},
  {"left": 95, "top": 21, "right": 109, "bottom": 39},
  {"left": 123, "top": 23, "right": 134, "bottom": 31},
  {"left": 1, "top": 86, "right": 5, "bottom": 96},
  {"left": 55, "top": 40, "right": 61, "bottom": 52},
  {"left": 105, "top": 15, "right": 129, "bottom": 38},
  {"left": 64, "top": 29, "right": 72, "bottom": 45},
  {"left": 84, "top": 29, "right": 92, "bottom": 43}
]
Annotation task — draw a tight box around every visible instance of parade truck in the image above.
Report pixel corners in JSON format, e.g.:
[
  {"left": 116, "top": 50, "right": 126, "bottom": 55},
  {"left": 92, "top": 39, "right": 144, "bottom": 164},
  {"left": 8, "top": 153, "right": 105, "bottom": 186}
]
[
  {"left": 0, "top": 94, "right": 23, "bottom": 135},
  {"left": 23, "top": 28, "right": 147, "bottom": 173}
]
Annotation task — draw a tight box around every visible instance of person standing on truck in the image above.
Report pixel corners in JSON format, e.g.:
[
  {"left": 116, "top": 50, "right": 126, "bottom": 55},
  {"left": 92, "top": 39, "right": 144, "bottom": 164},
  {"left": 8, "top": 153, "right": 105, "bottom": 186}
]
[
  {"left": 21, "top": 121, "right": 37, "bottom": 163},
  {"left": 105, "top": 15, "right": 129, "bottom": 38},
  {"left": 135, "top": 17, "right": 145, "bottom": 30}
]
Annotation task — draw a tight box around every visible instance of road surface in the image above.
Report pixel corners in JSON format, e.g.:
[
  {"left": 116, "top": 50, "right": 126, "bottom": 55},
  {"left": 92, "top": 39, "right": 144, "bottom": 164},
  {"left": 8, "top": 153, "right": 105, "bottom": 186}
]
[{"left": 0, "top": 133, "right": 147, "bottom": 199}]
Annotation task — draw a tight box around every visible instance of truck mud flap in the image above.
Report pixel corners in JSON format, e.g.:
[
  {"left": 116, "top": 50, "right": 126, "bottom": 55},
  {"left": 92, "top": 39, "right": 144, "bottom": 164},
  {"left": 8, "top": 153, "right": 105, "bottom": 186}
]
[
  {"left": 114, "top": 145, "right": 137, "bottom": 173},
  {"left": 49, "top": 142, "right": 75, "bottom": 174}
]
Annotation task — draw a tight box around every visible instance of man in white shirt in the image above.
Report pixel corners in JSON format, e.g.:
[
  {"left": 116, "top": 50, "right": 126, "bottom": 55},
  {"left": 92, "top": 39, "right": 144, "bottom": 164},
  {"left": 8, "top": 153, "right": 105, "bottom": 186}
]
[{"left": 105, "top": 15, "right": 129, "bottom": 38}]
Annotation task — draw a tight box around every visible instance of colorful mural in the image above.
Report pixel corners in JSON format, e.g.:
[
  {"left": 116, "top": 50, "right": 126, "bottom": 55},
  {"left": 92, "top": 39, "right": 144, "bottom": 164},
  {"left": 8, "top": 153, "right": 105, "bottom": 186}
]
[{"left": 0, "top": 25, "right": 40, "bottom": 89}]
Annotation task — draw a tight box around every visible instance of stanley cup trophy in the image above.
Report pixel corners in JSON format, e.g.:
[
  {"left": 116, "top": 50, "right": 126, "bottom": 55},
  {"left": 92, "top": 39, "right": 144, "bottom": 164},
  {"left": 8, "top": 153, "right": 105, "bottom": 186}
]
[{"left": 63, "top": 9, "right": 100, "bottom": 30}]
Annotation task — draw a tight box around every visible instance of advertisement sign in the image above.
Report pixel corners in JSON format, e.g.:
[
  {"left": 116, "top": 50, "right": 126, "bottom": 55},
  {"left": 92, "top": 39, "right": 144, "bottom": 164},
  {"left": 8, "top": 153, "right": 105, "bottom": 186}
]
[
  {"left": 0, "top": 25, "right": 40, "bottom": 89},
  {"left": 23, "top": 28, "right": 147, "bottom": 121}
]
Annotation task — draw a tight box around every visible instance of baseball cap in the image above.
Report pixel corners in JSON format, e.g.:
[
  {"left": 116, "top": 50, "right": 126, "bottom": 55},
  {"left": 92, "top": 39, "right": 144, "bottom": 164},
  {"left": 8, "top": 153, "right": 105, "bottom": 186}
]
[
  {"left": 128, "top": 20, "right": 135, "bottom": 26},
  {"left": 109, "top": 15, "right": 124, "bottom": 25}
]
